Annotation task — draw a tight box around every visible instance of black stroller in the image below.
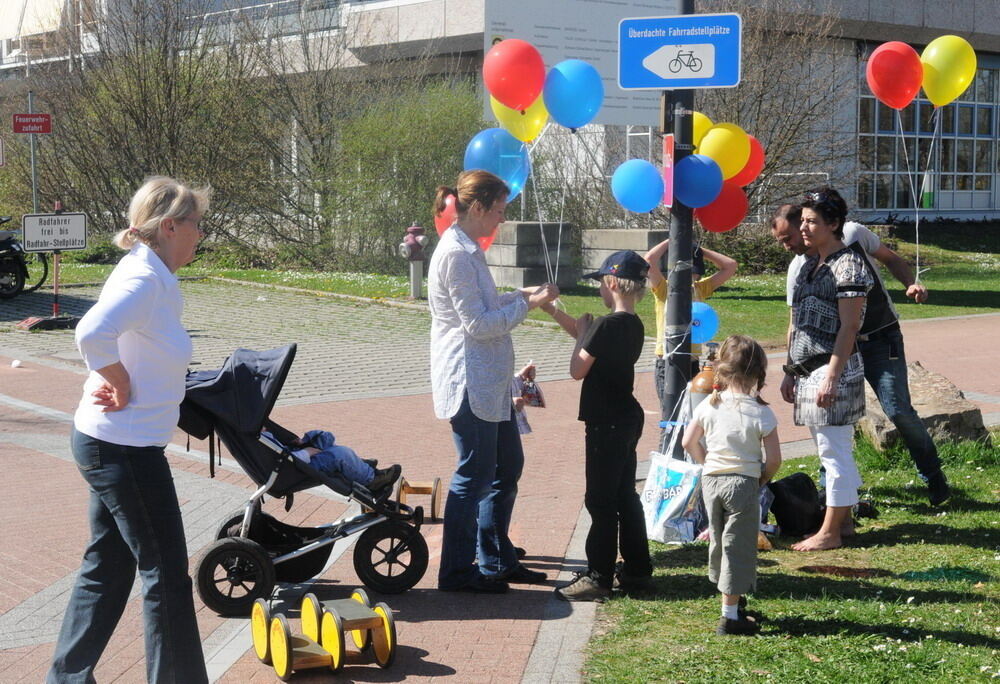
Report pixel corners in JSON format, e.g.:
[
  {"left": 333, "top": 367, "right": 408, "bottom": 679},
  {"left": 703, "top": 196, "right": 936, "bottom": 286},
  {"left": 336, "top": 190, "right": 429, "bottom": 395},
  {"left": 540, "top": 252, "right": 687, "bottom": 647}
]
[{"left": 179, "top": 344, "right": 428, "bottom": 616}]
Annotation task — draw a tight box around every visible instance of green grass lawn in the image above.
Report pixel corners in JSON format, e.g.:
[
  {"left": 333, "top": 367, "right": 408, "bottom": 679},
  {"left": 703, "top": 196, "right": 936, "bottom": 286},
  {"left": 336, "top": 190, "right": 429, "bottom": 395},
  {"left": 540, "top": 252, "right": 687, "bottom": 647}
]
[
  {"left": 586, "top": 433, "right": 1000, "bottom": 683},
  {"left": 54, "top": 234, "right": 999, "bottom": 349}
]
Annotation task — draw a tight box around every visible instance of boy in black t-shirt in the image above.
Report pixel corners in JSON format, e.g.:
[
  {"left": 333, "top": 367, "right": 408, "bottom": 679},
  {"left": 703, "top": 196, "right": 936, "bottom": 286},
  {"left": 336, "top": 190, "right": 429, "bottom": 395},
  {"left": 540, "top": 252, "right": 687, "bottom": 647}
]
[{"left": 542, "top": 250, "right": 653, "bottom": 601}]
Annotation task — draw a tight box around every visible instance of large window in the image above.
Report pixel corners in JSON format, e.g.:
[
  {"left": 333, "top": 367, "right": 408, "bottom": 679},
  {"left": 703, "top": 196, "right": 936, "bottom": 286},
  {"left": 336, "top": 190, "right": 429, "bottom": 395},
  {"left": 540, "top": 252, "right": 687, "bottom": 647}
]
[{"left": 857, "top": 65, "right": 998, "bottom": 211}]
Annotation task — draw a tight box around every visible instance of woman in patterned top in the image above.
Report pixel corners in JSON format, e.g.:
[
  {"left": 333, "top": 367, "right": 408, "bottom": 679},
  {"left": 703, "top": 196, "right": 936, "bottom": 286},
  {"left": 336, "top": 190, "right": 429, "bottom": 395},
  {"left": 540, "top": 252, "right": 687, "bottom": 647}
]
[{"left": 783, "top": 187, "right": 873, "bottom": 551}]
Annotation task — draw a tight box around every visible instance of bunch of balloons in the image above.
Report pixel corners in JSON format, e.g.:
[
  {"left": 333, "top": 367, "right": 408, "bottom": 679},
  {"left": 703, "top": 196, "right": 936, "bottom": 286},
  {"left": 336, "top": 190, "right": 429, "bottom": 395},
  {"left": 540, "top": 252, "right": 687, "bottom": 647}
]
[
  {"left": 484, "top": 39, "right": 606, "bottom": 137},
  {"left": 457, "top": 38, "right": 610, "bottom": 246},
  {"left": 607, "top": 110, "right": 763, "bottom": 231},
  {"left": 866, "top": 35, "right": 977, "bottom": 110}
]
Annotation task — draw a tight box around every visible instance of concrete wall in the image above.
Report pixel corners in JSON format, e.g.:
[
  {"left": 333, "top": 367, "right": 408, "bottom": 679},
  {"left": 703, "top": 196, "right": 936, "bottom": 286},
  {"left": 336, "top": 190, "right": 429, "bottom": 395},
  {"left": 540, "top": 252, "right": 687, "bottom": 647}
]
[
  {"left": 580, "top": 229, "right": 668, "bottom": 273},
  {"left": 485, "top": 221, "right": 580, "bottom": 288}
]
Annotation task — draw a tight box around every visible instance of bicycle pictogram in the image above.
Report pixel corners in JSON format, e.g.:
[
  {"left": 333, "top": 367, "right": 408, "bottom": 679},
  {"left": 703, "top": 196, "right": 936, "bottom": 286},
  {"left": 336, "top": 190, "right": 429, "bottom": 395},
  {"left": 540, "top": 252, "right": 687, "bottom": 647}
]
[{"left": 668, "top": 50, "right": 703, "bottom": 73}]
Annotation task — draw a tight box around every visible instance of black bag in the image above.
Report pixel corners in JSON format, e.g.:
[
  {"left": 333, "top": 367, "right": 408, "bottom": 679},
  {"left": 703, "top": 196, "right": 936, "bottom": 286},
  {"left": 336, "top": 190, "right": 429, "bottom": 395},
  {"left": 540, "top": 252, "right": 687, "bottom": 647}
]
[{"left": 767, "top": 472, "right": 824, "bottom": 537}]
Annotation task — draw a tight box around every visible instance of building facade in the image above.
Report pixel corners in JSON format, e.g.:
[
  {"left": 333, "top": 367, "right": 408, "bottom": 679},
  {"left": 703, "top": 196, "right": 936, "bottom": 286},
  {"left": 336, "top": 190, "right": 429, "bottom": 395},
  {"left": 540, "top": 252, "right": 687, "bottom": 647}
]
[{"left": 2, "top": 0, "right": 999, "bottom": 220}]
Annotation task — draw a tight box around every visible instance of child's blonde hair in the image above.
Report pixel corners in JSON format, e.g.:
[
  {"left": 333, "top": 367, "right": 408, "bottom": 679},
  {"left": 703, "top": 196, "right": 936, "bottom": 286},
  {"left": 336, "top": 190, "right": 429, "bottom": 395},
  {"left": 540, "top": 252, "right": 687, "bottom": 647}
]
[
  {"left": 602, "top": 274, "right": 647, "bottom": 302},
  {"left": 708, "top": 334, "right": 768, "bottom": 407}
]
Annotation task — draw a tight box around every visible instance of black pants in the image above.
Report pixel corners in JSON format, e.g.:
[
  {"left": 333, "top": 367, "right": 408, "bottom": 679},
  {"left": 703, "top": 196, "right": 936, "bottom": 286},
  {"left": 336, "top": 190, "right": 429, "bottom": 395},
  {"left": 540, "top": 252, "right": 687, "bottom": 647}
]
[{"left": 584, "top": 417, "right": 652, "bottom": 585}]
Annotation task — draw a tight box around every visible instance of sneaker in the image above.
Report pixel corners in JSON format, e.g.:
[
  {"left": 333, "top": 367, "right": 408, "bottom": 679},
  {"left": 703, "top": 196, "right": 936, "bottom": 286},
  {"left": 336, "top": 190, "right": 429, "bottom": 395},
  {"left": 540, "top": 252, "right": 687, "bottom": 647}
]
[
  {"left": 555, "top": 571, "right": 611, "bottom": 602},
  {"left": 363, "top": 458, "right": 379, "bottom": 469},
  {"left": 613, "top": 561, "right": 652, "bottom": 592},
  {"left": 439, "top": 574, "right": 509, "bottom": 594},
  {"left": 367, "top": 464, "right": 401, "bottom": 493},
  {"left": 716, "top": 615, "right": 760, "bottom": 636},
  {"left": 500, "top": 564, "right": 547, "bottom": 584},
  {"left": 927, "top": 472, "right": 951, "bottom": 506}
]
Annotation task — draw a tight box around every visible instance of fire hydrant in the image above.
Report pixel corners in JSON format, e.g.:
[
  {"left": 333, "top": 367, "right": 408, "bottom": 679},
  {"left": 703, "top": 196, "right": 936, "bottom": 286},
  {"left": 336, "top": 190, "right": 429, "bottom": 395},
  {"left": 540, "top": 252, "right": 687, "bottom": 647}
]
[{"left": 398, "top": 223, "right": 429, "bottom": 299}]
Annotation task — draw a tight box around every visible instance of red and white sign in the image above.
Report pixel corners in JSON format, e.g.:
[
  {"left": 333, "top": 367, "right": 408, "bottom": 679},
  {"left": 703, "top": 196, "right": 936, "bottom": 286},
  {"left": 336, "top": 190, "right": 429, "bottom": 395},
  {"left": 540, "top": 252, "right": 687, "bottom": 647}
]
[
  {"left": 662, "top": 133, "right": 674, "bottom": 209},
  {"left": 13, "top": 113, "right": 51, "bottom": 134}
]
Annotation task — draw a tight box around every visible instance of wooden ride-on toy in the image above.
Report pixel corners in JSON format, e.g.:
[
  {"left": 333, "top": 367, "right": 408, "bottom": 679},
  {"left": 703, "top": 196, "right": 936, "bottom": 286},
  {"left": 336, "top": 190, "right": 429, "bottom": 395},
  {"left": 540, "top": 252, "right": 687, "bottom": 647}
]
[
  {"left": 251, "top": 597, "right": 346, "bottom": 680},
  {"left": 397, "top": 476, "right": 443, "bottom": 521},
  {"left": 301, "top": 590, "right": 397, "bottom": 668},
  {"left": 251, "top": 590, "right": 396, "bottom": 679}
]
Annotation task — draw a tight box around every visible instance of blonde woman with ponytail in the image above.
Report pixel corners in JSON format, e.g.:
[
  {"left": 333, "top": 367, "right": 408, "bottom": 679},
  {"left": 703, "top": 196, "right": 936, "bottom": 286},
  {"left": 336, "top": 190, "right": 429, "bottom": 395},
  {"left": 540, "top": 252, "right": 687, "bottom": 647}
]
[
  {"left": 683, "top": 335, "right": 782, "bottom": 636},
  {"left": 48, "top": 177, "right": 210, "bottom": 683}
]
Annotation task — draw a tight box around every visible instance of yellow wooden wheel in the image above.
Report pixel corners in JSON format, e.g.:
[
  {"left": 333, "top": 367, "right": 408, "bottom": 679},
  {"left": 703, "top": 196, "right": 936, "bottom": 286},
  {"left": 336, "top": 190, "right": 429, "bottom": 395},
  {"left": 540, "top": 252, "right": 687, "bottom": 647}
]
[
  {"left": 371, "top": 602, "right": 396, "bottom": 668},
  {"left": 250, "top": 599, "right": 271, "bottom": 664},
  {"left": 319, "top": 609, "right": 346, "bottom": 672},
  {"left": 300, "top": 592, "right": 322, "bottom": 643},
  {"left": 269, "top": 614, "right": 293, "bottom": 681},
  {"left": 349, "top": 588, "right": 372, "bottom": 651}
]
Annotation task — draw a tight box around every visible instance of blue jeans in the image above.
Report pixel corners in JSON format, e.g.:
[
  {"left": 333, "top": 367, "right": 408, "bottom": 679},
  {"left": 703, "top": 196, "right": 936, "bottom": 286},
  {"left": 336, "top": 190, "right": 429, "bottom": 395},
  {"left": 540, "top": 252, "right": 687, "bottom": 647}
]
[
  {"left": 299, "top": 429, "right": 373, "bottom": 484},
  {"left": 438, "top": 394, "right": 524, "bottom": 588},
  {"left": 858, "top": 327, "right": 942, "bottom": 481},
  {"left": 48, "top": 429, "right": 207, "bottom": 684}
]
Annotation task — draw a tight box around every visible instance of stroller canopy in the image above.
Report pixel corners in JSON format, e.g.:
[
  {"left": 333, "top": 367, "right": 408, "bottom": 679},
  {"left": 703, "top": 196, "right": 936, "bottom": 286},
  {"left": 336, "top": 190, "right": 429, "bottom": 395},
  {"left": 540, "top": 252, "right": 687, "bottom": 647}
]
[{"left": 181, "top": 344, "right": 296, "bottom": 438}]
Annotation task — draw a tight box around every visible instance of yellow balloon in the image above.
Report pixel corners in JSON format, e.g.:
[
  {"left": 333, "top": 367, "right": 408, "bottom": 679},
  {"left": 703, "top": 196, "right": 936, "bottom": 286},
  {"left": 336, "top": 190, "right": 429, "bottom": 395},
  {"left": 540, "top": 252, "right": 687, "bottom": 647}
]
[
  {"left": 697, "top": 122, "right": 751, "bottom": 180},
  {"left": 921, "top": 35, "right": 977, "bottom": 107},
  {"left": 692, "top": 111, "right": 713, "bottom": 146},
  {"left": 491, "top": 94, "right": 548, "bottom": 143}
]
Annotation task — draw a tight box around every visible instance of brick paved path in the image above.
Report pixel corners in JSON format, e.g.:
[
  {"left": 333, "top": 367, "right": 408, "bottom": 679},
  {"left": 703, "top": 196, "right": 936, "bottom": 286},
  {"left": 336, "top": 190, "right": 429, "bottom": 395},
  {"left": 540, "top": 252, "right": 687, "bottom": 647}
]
[{"left": 1, "top": 280, "right": 997, "bottom": 683}]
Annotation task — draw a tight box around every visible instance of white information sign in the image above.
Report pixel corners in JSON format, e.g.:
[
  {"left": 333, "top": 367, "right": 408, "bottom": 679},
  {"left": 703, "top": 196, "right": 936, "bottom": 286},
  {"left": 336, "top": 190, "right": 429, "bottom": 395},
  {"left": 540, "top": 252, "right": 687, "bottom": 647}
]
[
  {"left": 22, "top": 213, "right": 88, "bottom": 252},
  {"left": 485, "top": 0, "right": 681, "bottom": 127}
]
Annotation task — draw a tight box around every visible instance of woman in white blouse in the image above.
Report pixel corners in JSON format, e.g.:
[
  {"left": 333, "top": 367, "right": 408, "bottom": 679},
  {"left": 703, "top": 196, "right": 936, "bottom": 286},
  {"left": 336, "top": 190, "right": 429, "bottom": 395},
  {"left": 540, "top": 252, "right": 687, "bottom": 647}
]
[
  {"left": 430, "top": 170, "right": 558, "bottom": 593},
  {"left": 48, "top": 177, "right": 210, "bottom": 683}
]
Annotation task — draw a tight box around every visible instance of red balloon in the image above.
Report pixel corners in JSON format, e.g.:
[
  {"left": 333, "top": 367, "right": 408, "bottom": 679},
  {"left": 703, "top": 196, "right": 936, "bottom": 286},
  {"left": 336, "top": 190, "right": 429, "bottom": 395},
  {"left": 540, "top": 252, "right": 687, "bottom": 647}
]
[
  {"left": 483, "top": 39, "right": 546, "bottom": 112},
  {"left": 866, "top": 41, "right": 923, "bottom": 110},
  {"left": 729, "top": 135, "right": 765, "bottom": 187},
  {"left": 434, "top": 194, "right": 457, "bottom": 236},
  {"left": 694, "top": 182, "right": 748, "bottom": 233}
]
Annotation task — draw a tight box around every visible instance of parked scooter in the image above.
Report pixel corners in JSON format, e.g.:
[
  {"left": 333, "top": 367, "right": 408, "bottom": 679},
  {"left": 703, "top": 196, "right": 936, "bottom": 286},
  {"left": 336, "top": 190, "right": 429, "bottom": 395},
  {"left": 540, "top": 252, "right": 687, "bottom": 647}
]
[{"left": 0, "top": 216, "right": 48, "bottom": 298}]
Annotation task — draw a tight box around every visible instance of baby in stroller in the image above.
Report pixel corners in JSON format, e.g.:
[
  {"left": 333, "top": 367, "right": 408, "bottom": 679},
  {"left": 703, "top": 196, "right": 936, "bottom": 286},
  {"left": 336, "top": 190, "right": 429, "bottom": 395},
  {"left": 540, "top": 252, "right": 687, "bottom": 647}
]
[{"left": 263, "top": 428, "right": 402, "bottom": 494}]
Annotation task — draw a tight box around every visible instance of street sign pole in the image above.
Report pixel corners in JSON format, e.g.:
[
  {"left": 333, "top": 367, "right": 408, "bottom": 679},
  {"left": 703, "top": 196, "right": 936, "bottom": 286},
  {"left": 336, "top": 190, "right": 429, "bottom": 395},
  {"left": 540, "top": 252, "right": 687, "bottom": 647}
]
[
  {"left": 660, "top": 9, "right": 695, "bottom": 456},
  {"left": 28, "top": 91, "right": 39, "bottom": 213}
]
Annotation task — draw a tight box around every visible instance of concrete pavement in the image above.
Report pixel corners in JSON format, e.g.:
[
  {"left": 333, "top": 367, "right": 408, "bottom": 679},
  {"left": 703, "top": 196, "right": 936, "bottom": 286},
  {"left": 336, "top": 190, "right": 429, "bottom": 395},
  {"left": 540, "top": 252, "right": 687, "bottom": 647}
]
[{"left": 0, "top": 281, "right": 997, "bottom": 683}]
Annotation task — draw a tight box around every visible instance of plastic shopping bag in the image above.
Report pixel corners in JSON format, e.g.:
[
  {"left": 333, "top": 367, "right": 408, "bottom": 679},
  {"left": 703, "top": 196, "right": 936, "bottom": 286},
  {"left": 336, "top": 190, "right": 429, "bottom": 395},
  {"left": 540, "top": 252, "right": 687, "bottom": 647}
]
[{"left": 641, "top": 452, "right": 704, "bottom": 543}]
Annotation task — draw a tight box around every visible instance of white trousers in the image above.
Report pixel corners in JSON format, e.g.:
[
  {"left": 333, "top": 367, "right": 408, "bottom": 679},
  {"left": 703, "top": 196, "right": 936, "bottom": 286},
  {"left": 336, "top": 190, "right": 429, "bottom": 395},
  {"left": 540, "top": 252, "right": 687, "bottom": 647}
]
[{"left": 810, "top": 425, "right": 862, "bottom": 507}]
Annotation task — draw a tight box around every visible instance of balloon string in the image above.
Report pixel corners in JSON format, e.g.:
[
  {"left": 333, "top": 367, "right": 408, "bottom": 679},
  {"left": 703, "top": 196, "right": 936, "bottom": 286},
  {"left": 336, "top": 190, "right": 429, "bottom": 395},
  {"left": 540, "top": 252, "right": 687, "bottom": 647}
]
[
  {"left": 529, "top": 149, "right": 556, "bottom": 284},
  {"left": 554, "top": 178, "right": 567, "bottom": 285}
]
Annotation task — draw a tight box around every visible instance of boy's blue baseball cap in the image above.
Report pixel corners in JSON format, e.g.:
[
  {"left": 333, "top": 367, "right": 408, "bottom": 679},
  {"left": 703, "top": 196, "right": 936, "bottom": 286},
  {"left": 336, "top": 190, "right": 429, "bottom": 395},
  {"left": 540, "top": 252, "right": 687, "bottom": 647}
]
[{"left": 584, "top": 249, "right": 649, "bottom": 283}]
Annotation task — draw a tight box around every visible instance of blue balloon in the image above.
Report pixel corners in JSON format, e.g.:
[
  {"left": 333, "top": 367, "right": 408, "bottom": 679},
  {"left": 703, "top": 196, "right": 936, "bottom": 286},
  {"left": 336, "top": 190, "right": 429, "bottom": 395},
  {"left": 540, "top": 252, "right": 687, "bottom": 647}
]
[
  {"left": 674, "top": 154, "right": 723, "bottom": 208},
  {"left": 543, "top": 59, "right": 605, "bottom": 130},
  {"left": 463, "top": 127, "right": 530, "bottom": 201},
  {"left": 691, "top": 302, "right": 720, "bottom": 344},
  {"left": 611, "top": 159, "right": 664, "bottom": 213}
]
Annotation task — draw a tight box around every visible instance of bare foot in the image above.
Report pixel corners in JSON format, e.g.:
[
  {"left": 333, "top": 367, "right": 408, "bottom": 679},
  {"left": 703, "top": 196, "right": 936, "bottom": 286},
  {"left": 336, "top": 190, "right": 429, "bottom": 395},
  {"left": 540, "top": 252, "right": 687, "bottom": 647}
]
[{"left": 792, "top": 533, "right": 843, "bottom": 551}]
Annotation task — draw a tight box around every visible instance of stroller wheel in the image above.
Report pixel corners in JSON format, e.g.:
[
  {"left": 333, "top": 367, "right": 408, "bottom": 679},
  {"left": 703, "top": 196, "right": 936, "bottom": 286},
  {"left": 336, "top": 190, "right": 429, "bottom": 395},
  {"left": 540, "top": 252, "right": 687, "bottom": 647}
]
[
  {"left": 352, "top": 520, "right": 428, "bottom": 594},
  {"left": 215, "top": 510, "right": 248, "bottom": 540},
  {"left": 196, "top": 537, "right": 275, "bottom": 616}
]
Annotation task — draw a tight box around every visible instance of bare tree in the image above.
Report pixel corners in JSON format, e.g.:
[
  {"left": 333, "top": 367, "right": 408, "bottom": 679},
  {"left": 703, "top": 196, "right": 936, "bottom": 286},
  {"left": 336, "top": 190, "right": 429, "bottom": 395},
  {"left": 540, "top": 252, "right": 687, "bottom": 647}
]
[{"left": 0, "top": 0, "right": 484, "bottom": 273}]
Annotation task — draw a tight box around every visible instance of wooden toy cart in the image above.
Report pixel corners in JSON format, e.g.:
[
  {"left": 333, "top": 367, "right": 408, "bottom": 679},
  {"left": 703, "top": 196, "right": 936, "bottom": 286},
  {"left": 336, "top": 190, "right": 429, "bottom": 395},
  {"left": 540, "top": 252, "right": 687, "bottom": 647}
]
[
  {"left": 397, "top": 476, "right": 443, "bottom": 521},
  {"left": 251, "top": 589, "right": 396, "bottom": 680}
]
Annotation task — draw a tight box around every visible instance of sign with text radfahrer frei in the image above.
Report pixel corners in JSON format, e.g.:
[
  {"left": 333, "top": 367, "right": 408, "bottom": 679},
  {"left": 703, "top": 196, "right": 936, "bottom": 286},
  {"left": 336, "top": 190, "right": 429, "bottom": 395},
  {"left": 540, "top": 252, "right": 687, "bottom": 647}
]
[{"left": 618, "top": 13, "right": 742, "bottom": 91}]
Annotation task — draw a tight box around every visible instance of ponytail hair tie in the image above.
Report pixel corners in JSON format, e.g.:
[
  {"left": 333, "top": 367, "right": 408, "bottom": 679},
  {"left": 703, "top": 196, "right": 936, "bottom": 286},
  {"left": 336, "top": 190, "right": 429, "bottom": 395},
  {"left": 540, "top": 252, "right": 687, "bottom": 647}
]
[
  {"left": 712, "top": 383, "right": 722, "bottom": 391},
  {"left": 128, "top": 226, "right": 138, "bottom": 234}
]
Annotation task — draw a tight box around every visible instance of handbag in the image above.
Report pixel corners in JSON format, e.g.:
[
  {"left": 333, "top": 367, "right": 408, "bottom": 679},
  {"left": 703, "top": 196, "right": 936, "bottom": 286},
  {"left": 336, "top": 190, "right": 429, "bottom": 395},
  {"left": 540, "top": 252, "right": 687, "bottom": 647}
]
[{"left": 641, "top": 452, "right": 704, "bottom": 543}]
